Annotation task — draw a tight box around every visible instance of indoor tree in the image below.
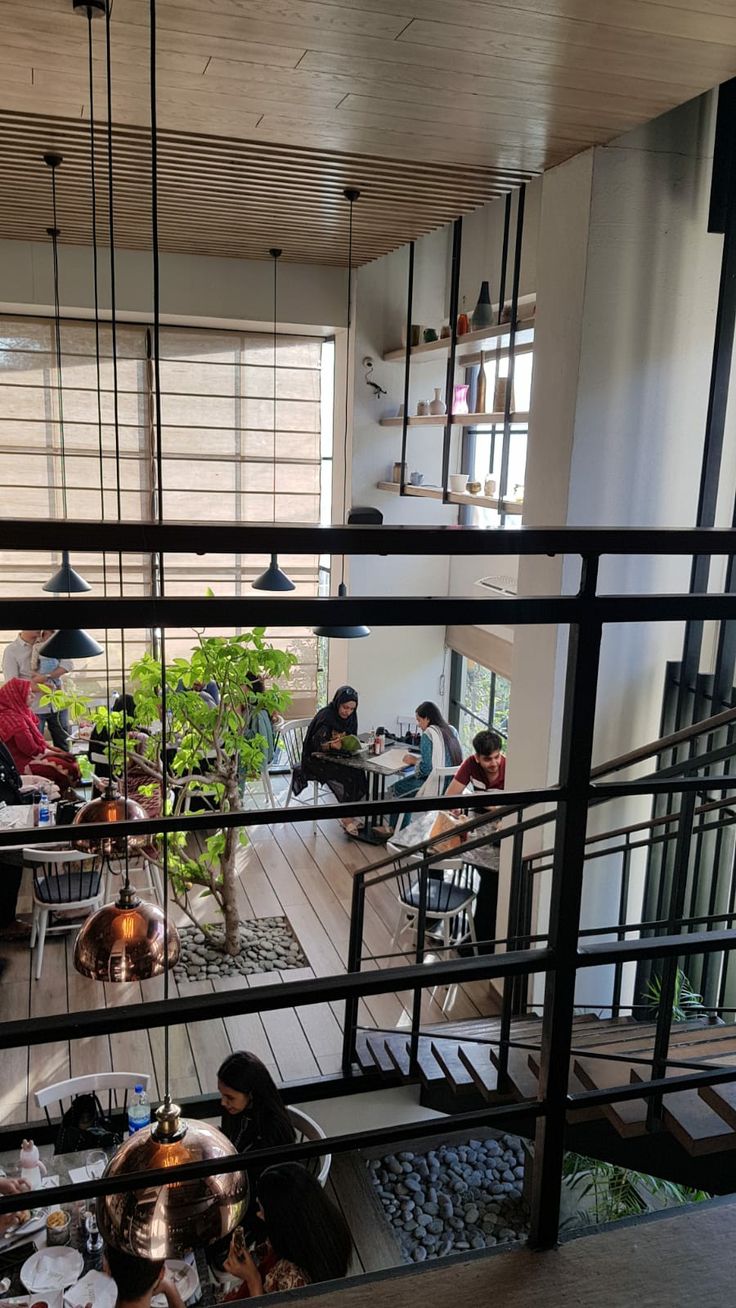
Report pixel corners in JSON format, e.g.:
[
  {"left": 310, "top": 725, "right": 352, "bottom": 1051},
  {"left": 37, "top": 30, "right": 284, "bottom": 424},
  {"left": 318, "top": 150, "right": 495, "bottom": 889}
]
[{"left": 50, "top": 628, "right": 295, "bottom": 956}]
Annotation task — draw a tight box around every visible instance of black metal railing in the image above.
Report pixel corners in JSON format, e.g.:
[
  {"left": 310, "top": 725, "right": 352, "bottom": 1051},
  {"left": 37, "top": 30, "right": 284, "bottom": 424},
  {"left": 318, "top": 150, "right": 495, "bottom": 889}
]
[{"left": 3, "top": 522, "right": 736, "bottom": 1250}]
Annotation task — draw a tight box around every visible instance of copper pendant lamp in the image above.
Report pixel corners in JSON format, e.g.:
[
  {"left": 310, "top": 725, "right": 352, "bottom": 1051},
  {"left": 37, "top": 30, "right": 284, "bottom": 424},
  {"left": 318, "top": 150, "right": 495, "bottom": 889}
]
[
  {"left": 89, "top": 0, "right": 248, "bottom": 1261},
  {"left": 74, "top": 881, "right": 179, "bottom": 983},
  {"left": 73, "top": 783, "right": 149, "bottom": 856},
  {"left": 96, "top": 1097, "right": 247, "bottom": 1258}
]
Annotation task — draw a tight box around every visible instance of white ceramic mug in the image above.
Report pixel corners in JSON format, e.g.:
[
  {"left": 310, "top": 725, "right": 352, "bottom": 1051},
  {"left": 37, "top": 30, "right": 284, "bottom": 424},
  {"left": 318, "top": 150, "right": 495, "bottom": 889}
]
[{"left": 448, "top": 473, "right": 469, "bottom": 493}]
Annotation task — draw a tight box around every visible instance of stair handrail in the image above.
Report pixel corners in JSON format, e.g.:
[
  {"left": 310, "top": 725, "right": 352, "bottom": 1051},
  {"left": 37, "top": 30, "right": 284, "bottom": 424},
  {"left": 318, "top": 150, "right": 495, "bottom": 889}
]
[{"left": 590, "top": 703, "right": 736, "bottom": 780}]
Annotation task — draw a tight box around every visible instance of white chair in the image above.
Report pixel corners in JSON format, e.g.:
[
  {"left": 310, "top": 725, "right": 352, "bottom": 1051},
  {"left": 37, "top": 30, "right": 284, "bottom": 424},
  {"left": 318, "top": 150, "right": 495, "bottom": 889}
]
[
  {"left": 387, "top": 763, "right": 460, "bottom": 851},
  {"left": 287, "top": 1105, "right": 331, "bottom": 1186},
  {"left": 34, "top": 1071, "right": 151, "bottom": 1126},
  {"left": 280, "top": 718, "right": 319, "bottom": 808},
  {"left": 389, "top": 855, "right": 479, "bottom": 957},
  {"left": 24, "top": 848, "right": 106, "bottom": 979}
]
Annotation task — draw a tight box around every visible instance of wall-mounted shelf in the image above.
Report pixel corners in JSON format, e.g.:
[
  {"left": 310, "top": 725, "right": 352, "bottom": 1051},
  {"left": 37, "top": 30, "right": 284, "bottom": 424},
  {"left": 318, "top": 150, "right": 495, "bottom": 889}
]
[
  {"left": 380, "top": 411, "right": 530, "bottom": 428},
  {"left": 382, "top": 316, "right": 535, "bottom": 364},
  {"left": 376, "top": 481, "right": 524, "bottom": 515}
]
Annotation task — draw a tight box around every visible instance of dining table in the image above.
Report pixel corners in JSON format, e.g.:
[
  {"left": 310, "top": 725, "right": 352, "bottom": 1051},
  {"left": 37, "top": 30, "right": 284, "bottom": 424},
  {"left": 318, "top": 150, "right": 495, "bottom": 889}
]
[
  {"left": 314, "top": 738, "right": 418, "bottom": 843},
  {"left": 0, "top": 1142, "right": 215, "bottom": 1306}
]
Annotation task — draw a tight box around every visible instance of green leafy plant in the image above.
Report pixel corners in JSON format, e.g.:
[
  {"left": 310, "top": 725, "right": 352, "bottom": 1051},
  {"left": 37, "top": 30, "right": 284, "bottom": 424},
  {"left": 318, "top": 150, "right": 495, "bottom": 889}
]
[
  {"left": 50, "top": 629, "right": 295, "bottom": 956},
  {"left": 643, "top": 967, "right": 704, "bottom": 1023},
  {"left": 562, "top": 1153, "right": 708, "bottom": 1228}
]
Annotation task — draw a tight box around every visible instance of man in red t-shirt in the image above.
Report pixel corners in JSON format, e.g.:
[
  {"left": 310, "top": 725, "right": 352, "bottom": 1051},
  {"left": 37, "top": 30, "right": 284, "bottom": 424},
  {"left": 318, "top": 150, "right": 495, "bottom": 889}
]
[{"left": 445, "top": 729, "right": 506, "bottom": 954}]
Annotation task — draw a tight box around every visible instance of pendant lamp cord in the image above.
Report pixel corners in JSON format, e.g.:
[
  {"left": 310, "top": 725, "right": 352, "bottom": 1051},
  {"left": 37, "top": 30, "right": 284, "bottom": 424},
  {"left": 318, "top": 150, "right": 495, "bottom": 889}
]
[
  {"left": 149, "top": 0, "right": 171, "bottom": 1092},
  {"left": 273, "top": 250, "right": 278, "bottom": 527},
  {"left": 102, "top": 0, "right": 131, "bottom": 869},
  {"left": 47, "top": 167, "right": 68, "bottom": 523},
  {"left": 87, "top": 5, "right": 114, "bottom": 781},
  {"left": 341, "top": 190, "right": 357, "bottom": 589}
]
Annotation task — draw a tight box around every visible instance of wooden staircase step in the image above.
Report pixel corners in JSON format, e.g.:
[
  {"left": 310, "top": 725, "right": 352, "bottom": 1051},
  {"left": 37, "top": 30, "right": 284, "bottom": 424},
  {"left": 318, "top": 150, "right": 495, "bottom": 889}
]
[
  {"left": 454, "top": 1041, "right": 501, "bottom": 1098},
  {"left": 362, "top": 1031, "right": 401, "bottom": 1075},
  {"left": 430, "top": 1039, "right": 476, "bottom": 1089},
  {"left": 699, "top": 1054, "right": 736, "bottom": 1127},
  {"left": 484, "top": 1043, "right": 539, "bottom": 1102},
  {"left": 573, "top": 1057, "right": 648, "bottom": 1137},
  {"left": 630, "top": 1066, "right": 736, "bottom": 1156},
  {"left": 383, "top": 1036, "right": 447, "bottom": 1087}
]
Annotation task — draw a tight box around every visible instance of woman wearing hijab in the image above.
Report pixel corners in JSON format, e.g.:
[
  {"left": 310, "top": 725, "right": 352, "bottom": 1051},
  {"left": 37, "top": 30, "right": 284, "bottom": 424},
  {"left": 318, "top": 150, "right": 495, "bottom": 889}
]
[
  {"left": 292, "top": 686, "right": 367, "bottom": 835},
  {"left": 0, "top": 678, "right": 80, "bottom": 791}
]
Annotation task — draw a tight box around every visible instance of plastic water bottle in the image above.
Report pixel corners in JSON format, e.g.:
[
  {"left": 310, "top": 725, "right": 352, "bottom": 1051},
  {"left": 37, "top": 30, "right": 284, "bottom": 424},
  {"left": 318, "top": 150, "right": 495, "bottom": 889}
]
[
  {"left": 37, "top": 794, "right": 51, "bottom": 827},
  {"left": 127, "top": 1085, "right": 151, "bottom": 1135}
]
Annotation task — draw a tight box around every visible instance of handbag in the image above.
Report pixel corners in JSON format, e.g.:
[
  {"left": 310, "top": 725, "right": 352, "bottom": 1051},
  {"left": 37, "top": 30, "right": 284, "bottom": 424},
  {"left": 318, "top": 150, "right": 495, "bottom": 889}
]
[
  {"left": 54, "top": 1092, "right": 121, "bottom": 1156},
  {"left": 429, "top": 810, "right": 467, "bottom": 854}
]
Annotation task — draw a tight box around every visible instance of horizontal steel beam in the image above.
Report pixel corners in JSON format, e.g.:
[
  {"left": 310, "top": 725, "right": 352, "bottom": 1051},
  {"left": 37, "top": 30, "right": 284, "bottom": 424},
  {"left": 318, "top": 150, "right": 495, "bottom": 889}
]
[
  {"left": 3, "top": 593, "right": 736, "bottom": 629},
  {"left": 578, "top": 928, "right": 736, "bottom": 967},
  {"left": 0, "top": 785, "right": 563, "bottom": 850},
  {"left": 3, "top": 519, "right": 736, "bottom": 556},
  {"left": 0, "top": 1098, "right": 543, "bottom": 1217},
  {"left": 0, "top": 947, "right": 555, "bottom": 1052}
]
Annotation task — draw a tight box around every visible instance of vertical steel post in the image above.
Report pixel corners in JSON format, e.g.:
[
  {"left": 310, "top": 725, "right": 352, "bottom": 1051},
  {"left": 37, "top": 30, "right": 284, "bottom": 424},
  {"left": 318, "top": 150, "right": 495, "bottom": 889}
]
[
  {"left": 529, "top": 554, "right": 602, "bottom": 1250},
  {"left": 647, "top": 787, "right": 697, "bottom": 1128},
  {"left": 399, "top": 242, "right": 415, "bottom": 497},
  {"left": 342, "top": 870, "right": 366, "bottom": 1073},
  {"left": 497, "top": 192, "right": 512, "bottom": 325},
  {"left": 441, "top": 218, "right": 463, "bottom": 502},
  {"left": 611, "top": 841, "right": 631, "bottom": 1020},
  {"left": 410, "top": 862, "right": 430, "bottom": 1072},
  {"left": 497, "top": 185, "right": 525, "bottom": 526}
]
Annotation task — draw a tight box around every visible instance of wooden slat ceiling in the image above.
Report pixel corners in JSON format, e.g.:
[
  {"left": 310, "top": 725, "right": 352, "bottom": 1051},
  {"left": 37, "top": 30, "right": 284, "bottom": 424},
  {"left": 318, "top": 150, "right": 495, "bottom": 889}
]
[{"left": 0, "top": 0, "right": 734, "bottom": 265}]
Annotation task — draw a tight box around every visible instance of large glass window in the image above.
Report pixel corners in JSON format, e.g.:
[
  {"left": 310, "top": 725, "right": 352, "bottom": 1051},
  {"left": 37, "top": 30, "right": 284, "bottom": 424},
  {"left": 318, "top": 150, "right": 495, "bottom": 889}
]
[
  {"left": 0, "top": 314, "right": 334, "bottom": 708},
  {"left": 448, "top": 650, "right": 510, "bottom": 754}
]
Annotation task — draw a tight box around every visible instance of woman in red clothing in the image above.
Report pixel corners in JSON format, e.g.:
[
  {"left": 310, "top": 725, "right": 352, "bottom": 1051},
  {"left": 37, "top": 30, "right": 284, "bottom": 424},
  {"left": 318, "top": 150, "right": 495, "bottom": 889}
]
[
  {"left": 445, "top": 728, "right": 506, "bottom": 955},
  {"left": 0, "top": 678, "right": 80, "bottom": 791}
]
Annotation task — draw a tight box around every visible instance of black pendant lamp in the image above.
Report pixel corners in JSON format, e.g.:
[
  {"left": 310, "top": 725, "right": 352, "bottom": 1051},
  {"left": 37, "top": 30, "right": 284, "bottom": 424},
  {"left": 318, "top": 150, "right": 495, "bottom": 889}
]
[
  {"left": 42, "top": 152, "right": 92, "bottom": 598},
  {"left": 40, "top": 628, "right": 103, "bottom": 659},
  {"left": 252, "top": 248, "right": 295, "bottom": 593},
  {"left": 312, "top": 189, "right": 369, "bottom": 640}
]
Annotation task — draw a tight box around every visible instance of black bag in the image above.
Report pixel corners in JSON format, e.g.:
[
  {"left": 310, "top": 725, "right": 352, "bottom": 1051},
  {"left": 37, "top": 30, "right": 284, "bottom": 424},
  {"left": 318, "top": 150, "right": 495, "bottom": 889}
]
[
  {"left": 54, "top": 1092, "right": 122, "bottom": 1156},
  {"left": 0, "top": 742, "right": 24, "bottom": 807}
]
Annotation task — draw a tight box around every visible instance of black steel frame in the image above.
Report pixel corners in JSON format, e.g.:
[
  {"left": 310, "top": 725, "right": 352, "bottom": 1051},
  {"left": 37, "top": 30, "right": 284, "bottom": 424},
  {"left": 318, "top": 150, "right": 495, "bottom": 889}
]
[{"left": 3, "top": 522, "right": 736, "bottom": 1252}]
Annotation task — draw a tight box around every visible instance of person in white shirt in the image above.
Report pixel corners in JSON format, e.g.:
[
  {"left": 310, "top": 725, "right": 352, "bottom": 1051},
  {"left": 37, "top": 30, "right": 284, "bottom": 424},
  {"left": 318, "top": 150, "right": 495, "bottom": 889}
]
[{"left": 31, "top": 630, "right": 73, "bottom": 749}]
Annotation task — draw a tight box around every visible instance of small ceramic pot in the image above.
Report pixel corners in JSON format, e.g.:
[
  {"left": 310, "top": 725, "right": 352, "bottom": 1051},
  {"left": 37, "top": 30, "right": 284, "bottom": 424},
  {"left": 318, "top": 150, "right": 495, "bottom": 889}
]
[
  {"left": 484, "top": 476, "right": 497, "bottom": 498},
  {"left": 423, "top": 328, "right": 438, "bottom": 343},
  {"left": 392, "top": 461, "right": 407, "bottom": 483},
  {"left": 409, "top": 471, "right": 424, "bottom": 486},
  {"left": 457, "top": 312, "right": 470, "bottom": 336},
  {"left": 467, "top": 481, "right": 482, "bottom": 495},
  {"left": 440, "top": 323, "right": 451, "bottom": 339},
  {"left": 448, "top": 473, "right": 469, "bottom": 493},
  {"left": 416, "top": 399, "right": 430, "bottom": 416}
]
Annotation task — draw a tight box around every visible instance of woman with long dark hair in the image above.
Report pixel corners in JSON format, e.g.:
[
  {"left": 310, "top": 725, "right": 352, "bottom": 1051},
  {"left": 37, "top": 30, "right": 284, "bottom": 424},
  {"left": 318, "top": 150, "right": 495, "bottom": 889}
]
[
  {"left": 292, "top": 686, "right": 367, "bottom": 835},
  {"left": 380, "top": 701, "right": 462, "bottom": 834},
  {"left": 209, "top": 1052, "right": 296, "bottom": 1272},
  {"left": 224, "top": 1163, "right": 352, "bottom": 1295}
]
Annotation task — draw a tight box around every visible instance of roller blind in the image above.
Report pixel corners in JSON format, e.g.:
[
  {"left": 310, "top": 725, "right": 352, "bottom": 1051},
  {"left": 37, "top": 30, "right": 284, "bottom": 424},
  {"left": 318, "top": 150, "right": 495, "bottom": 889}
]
[{"left": 0, "top": 314, "right": 332, "bottom": 707}]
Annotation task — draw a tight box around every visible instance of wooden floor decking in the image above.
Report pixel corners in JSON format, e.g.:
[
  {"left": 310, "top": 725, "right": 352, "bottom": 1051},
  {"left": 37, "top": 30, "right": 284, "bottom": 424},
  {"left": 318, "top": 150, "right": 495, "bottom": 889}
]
[{"left": 1, "top": 805, "right": 500, "bottom": 1126}]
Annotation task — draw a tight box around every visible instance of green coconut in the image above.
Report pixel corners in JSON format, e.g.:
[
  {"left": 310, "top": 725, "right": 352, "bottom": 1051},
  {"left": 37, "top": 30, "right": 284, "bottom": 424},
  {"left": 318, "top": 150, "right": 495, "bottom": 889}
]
[{"left": 341, "top": 734, "right": 362, "bottom": 754}]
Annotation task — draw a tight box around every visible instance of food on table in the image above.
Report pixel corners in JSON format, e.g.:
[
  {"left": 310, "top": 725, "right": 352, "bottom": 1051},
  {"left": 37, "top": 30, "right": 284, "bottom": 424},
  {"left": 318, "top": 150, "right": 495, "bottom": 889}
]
[
  {"left": 46, "top": 1211, "right": 67, "bottom": 1229},
  {"left": 340, "top": 734, "right": 362, "bottom": 754}
]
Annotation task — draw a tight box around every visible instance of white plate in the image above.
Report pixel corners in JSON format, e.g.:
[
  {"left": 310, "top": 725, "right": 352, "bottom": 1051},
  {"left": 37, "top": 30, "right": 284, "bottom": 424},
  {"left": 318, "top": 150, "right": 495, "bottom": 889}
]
[
  {"left": 151, "top": 1260, "right": 199, "bottom": 1307},
  {"left": 21, "top": 1246, "right": 84, "bottom": 1292},
  {"left": 64, "top": 1269, "right": 117, "bottom": 1308},
  {"left": 2, "top": 1293, "right": 63, "bottom": 1308}
]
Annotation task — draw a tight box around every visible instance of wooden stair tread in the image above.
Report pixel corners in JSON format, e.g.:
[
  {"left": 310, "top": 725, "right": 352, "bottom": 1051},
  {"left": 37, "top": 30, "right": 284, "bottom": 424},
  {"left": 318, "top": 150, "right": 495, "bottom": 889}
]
[
  {"left": 455, "top": 1041, "right": 501, "bottom": 1097},
  {"left": 630, "top": 1066, "right": 736, "bottom": 1156},
  {"left": 364, "top": 1032, "right": 401, "bottom": 1074},
  {"left": 383, "top": 1036, "right": 447, "bottom": 1086},
  {"left": 483, "top": 1043, "right": 539, "bottom": 1102},
  {"left": 430, "top": 1039, "right": 476, "bottom": 1089},
  {"left": 573, "top": 1056, "right": 648, "bottom": 1137},
  {"left": 699, "top": 1054, "right": 736, "bottom": 1127}
]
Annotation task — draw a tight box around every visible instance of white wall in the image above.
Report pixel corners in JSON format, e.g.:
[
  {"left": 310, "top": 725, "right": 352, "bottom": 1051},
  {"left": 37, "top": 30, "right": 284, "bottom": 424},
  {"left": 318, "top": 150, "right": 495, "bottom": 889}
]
[
  {"left": 511, "top": 92, "right": 736, "bottom": 1007},
  {"left": 0, "top": 239, "right": 347, "bottom": 332}
]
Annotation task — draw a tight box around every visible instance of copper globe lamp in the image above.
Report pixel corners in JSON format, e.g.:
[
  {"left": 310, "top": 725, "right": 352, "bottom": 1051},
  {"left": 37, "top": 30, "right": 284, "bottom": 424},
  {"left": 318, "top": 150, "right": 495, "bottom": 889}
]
[
  {"left": 73, "top": 783, "right": 149, "bottom": 856},
  {"left": 74, "top": 882, "right": 180, "bottom": 982},
  {"left": 97, "top": 1097, "right": 248, "bottom": 1258}
]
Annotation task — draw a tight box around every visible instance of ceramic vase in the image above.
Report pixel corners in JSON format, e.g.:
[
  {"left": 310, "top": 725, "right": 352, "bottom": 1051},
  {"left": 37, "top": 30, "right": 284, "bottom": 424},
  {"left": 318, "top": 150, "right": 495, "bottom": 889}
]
[
  {"left": 472, "top": 280, "right": 494, "bottom": 331},
  {"left": 475, "top": 351, "right": 487, "bottom": 414},
  {"left": 457, "top": 311, "right": 470, "bottom": 336},
  {"left": 429, "top": 386, "right": 446, "bottom": 416},
  {"left": 452, "top": 383, "right": 469, "bottom": 415},
  {"left": 416, "top": 399, "right": 430, "bottom": 416}
]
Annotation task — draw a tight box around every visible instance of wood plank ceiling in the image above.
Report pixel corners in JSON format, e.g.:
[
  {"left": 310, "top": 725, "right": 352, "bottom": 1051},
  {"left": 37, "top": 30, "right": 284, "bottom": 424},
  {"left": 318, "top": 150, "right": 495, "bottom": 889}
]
[{"left": 0, "top": 0, "right": 734, "bottom": 265}]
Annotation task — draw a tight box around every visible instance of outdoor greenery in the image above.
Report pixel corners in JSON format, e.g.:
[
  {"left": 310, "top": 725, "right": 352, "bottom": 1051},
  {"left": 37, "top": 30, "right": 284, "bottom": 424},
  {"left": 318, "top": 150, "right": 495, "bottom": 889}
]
[
  {"left": 48, "top": 629, "right": 295, "bottom": 955},
  {"left": 562, "top": 1152, "right": 709, "bottom": 1227},
  {"left": 643, "top": 968, "right": 705, "bottom": 1023}
]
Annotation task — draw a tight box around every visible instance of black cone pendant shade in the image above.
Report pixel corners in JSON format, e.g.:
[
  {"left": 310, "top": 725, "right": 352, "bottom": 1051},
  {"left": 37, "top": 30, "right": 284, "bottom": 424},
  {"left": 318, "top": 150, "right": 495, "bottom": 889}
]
[
  {"left": 252, "top": 553, "right": 295, "bottom": 592},
  {"left": 40, "top": 628, "right": 103, "bottom": 659},
  {"left": 313, "top": 581, "right": 370, "bottom": 639},
  {"left": 43, "top": 549, "right": 92, "bottom": 593},
  {"left": 252, "top": 248, "right": 295, "bottom": 593}
]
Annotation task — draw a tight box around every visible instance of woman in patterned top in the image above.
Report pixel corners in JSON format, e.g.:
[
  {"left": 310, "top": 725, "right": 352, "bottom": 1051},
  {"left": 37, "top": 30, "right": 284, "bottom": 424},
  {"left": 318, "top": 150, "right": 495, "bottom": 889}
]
[{"left": 224, "top": 1163, "right": 352, "bottom": 1297}]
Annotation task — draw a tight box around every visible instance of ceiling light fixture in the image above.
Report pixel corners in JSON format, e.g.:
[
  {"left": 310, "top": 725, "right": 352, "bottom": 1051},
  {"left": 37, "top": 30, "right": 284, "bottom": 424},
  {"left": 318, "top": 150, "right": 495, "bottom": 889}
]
[
  {"left": 94, "top": 0, "right": 247, "bottom": 1255},
  {"left": 252, "top": 248, "right": 295, "bottom": 592},
  {"left": 312, "top": 188, "right": 369, "bottom": 640}
]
